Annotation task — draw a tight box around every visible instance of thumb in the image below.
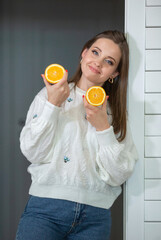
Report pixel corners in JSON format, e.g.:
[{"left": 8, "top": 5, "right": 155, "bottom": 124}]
[
  {"left": 57, "top": 70, "right": 68, "bottom": 85},
  {"left": 41, "top": 74, "right": 51, "bottom": 89}
]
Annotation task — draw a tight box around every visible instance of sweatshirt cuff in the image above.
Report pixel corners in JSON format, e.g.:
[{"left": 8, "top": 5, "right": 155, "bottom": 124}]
[
  {"left": 96, "top": 126, "right": 118, "bottom": 146},
  {"left": 40, "top": 100, "right": 61, "bottom": 123}
]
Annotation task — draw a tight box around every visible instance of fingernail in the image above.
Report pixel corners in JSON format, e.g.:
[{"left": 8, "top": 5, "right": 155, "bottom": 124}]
[
  {"left": 66, "top": 69, "right": 68, "bottom": 72},
  {"left": 107, "top": 96, "right": 109, "bottom": 100},
  {"left": 82, "top": 95, "right": 85, "bottom": 98},
  {"left": 41, "top": 74, "right": 43, "bottom": 77}
]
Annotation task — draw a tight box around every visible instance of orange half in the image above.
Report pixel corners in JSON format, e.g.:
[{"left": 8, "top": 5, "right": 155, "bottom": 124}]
[
  {"left": 45, "top": 64, "right": 65, "bottom": 84},
  {"left": 86, "top": 86, "right": 106, "bottom": 106}
]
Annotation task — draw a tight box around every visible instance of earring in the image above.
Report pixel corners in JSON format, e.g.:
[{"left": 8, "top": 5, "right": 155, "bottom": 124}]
[{"left": 108, "top": 77, "right": 114, "bottom": 84}]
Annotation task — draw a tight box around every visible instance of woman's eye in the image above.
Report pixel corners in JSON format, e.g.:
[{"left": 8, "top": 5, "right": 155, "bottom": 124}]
[
  {"left": 105, "top": 59, "right": 113, "bottom": 65},
  {"left": 92, "top": 50, "right": 99, "bottom": 56}
]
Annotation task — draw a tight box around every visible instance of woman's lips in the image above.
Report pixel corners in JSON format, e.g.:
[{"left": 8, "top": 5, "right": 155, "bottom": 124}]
[{"left": 88, "top": 65, "right": 100, "bottom": 74}]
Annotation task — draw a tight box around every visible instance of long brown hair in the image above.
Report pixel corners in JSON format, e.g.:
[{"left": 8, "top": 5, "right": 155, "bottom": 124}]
[{"left": 69, "top": 30, "right": 129, "bottom": 142}]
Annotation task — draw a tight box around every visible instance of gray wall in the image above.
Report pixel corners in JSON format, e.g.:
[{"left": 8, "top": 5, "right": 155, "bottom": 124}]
[{"left": 0, "top": 0, "right": 124, "bottom": 239}]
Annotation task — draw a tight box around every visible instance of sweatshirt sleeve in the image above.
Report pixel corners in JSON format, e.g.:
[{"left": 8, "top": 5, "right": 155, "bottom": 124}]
[
  {"left": 20, "top": 87, "right": 61, "bottom": 164},
  {"left": 95, "top": 121, "right": 138, "bottom": 187}
]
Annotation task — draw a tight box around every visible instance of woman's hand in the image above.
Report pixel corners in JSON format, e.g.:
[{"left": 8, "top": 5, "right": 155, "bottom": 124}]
[
  {"left": 83, "top": 96, "right": 110, "bottom": 131},
  {"left": 41, "top": 71, "right": 70, "bottom": 107}
]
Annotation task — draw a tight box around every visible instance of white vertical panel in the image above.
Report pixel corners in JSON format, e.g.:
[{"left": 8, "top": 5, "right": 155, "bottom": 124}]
[
  {"left": 145, "top": 115, "right": 161, "bottom": 135},
  {"left": 145, "top": 158, "right": 161, "bottom": 178},
  {"left": 145, "top": 223, "right": 161, "bottom": 240},
  {"left": 146, "top": 7, "right": 161, "bottom": 27},
  {"left": 145, "top": 201, "right": 161, "bottom": 221},
  {"left": 145, "top": 0, "right": 161, "bottom": 238},
  {"left": 145, "top": 94, "right": 161, "bottom": 114},
  {"left": 145, "top": 72, "right": 161, "bottom": 93},
  {"left": 146, "top": 50, "right": 161, "bottom": 70},
  {"left": 145, "top": 137, "right": 161, "bottom": 157},
  {"left": 146, "top": 28, "right": 161, "bottom": 49},
  {"left": 125, "top": 0, "right": 145, "bottom": 239},
  {"left": 145, "top": 180, "right": 161, "bottom": 200}
]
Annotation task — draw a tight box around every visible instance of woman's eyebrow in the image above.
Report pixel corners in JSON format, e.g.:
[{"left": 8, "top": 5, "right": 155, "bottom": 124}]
[
  {"left": 93, "top": 46, "right": 116, "bottom": 63},
  {"left": 93, "top": 46, "right": 102, "bottom": 52},
  {"left": 107, "top": 56, "right": 116, "bottom": 63}
]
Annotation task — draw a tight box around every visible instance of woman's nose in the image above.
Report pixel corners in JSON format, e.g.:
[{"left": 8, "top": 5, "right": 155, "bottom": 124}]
[{"left": 95, "top": 59, "right": 102, "bottom": 67}]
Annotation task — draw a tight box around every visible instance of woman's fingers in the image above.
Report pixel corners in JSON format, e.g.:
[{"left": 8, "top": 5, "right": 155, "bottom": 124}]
[
  {"left": 83, "top": 94, "right": 110, "bottom": 130},
  {"left": 41, "top": 70, "right": 69, "bottom": 107},
  {"left": 41, "top": 70, "right": 68, "bottom": 88},
  {"left": 83, "top": 94, "right": 108, "bottom": 113},
  {"left": 83, "top": 95, "right": 97, "bottom": 110}
]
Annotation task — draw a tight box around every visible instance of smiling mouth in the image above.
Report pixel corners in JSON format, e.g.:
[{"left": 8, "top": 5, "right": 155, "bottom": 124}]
[{"left": 89, "top": 65, "right": 100, "bottom": 74}]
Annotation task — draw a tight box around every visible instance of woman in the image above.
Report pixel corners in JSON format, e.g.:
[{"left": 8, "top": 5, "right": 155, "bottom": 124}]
[{"left": 15, "top": 30, "right": 138, "bottom": 240}]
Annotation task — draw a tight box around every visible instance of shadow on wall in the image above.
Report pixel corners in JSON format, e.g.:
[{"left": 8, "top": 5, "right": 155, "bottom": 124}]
[{"left": 126, "top": 32, "right": 143, "bottom": 194}]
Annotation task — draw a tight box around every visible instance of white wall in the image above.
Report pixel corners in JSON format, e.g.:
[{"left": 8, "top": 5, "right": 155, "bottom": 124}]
[
  {"left": 145, "top": 1, "right": 161, "bottom": 239},
  {"left": 124, "top": 0, "right": 145, "bottom": 239}
]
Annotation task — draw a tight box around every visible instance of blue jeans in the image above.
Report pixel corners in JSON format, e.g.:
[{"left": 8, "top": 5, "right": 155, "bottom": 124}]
[{"left": 15, "top": 195, "right": 111, "bottom": 240}]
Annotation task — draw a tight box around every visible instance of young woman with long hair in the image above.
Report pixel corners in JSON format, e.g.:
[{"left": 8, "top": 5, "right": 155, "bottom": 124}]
[{"left": 15, "top": 30, "right": 137, "bottom": 240}]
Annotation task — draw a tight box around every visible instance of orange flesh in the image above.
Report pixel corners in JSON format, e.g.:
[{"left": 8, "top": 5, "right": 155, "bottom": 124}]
[
  {"left": 46, "top": 66, "right": 64, "bottom": 82},
  {"left": 86, "top": 87, "right": 106, "bottom": 106}
]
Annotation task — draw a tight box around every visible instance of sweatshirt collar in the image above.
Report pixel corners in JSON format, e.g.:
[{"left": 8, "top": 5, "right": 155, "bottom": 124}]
[{"left": 76, "top": 86, "right": 86, "bottom": 96}]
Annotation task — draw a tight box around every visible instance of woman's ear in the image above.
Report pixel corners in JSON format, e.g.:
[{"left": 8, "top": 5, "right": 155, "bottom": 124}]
[
  {"left": 81, "top": 48, "right": 88, "bottom": 58},
  {"left": 112, "top": 71, "right": 119, "bottom": 79}
]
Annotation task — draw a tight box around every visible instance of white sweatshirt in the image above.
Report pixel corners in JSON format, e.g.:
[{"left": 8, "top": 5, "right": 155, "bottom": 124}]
[{"left": 20, "top": 83, "right": 138, "bottom": 209}]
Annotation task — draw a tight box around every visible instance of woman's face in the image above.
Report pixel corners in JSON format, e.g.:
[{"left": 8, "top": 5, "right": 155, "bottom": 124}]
[{"left": 81, "top": 38, "right": 121, "bottom": 87}]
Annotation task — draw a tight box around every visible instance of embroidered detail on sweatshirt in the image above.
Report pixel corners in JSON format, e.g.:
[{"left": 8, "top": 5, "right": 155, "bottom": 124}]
[
  {"left": 33, "top": 114, "right": 38, "bottom": 119},
  {"left": 67, "top": 97, "right": 73, "bottom": 102},
  {"left": 64, "top": 156, "right": 70, "bottom": 163}
]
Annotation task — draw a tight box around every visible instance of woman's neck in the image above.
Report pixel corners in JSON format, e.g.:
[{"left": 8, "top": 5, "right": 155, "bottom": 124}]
[{"left": 76, "top": 75, "right": 95, "bottom": 91}]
